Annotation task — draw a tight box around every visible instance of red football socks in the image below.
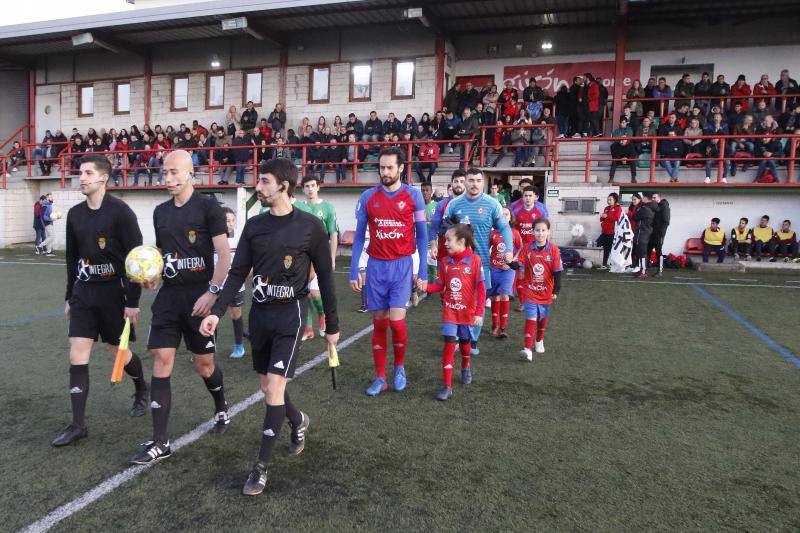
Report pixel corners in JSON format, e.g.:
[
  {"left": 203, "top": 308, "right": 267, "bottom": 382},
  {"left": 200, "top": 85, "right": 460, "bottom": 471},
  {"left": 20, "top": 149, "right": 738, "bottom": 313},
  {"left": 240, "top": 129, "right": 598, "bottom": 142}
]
[
  {"left": 442, "top": 342, "right": 456, "bottom": 387},
  {"left": 459, "top": 341, "right": 471, "bottom": 369},
  {"left": 389, "top": 319, "right": 407, "bottom": 366},
  {"left": 372, "top": 318, "right": 390, "bottom": 378},
  {"left": 536, "top": 317, "right": 548, "bottom": 342},
  {"left": 524, "top": 319, "right": 537, "bottom": 349},
  {"left": 499, "top": 300, "right": 510, "bottom": 329},
  {"left": 491, "top": 300, "right": 499, "bottom": 329}
]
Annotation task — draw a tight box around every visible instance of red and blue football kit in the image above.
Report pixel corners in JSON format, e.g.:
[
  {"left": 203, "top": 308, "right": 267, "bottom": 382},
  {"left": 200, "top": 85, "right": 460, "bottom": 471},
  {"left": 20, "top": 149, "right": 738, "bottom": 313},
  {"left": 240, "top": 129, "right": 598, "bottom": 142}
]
[
  {"left": 518, "top": 241, "right": 562, "bottom": 349},
  {"left": 426, "top": 248, "right": 486, "bottom": 388},
  {"left": 511, "top": 204, "right": 545, "bottom": 246}
]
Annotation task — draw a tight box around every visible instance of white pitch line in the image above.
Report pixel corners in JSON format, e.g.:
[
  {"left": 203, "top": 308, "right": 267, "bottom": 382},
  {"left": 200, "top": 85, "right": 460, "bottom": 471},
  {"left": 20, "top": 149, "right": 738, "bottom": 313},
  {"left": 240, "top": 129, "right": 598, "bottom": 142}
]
[
  {"left": 564, "top": 277, "right": 800, "bottom": 290},
  {"left": 673, "top": 276, "right": 701, "bottom": 280},
  {"left": 787, "top": 280, "right": 800, "bottom": 284},
  {"left": 729, "top": 278, "right": 759, "bottom": 282},
  {"left": 0, "top": 261, "right": 65, "bottom": 266},
  {"left": 19, "top": 324, "right": 374, "bottom": 533}
]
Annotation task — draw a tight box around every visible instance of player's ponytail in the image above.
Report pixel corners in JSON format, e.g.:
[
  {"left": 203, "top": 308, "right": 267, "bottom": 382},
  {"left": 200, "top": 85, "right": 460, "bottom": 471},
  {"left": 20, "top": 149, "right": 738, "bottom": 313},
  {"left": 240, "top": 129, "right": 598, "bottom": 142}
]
[{"left": 449, "top": 222, "right": 477, "bottom": 251}]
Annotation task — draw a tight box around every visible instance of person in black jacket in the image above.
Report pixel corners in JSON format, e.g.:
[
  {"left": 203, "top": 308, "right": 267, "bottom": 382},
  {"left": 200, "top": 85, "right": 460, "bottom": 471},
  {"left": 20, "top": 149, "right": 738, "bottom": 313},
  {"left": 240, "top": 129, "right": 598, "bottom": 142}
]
[
  {"left": 568, "top": 76, "right": 583, "bottom": 137},
  {"left": 647, "top": 192, "right": 671, "bottom": 276},
  {"left": 231, "top": 129, "right": 254, "bottom": 185},
  {"left": 657, "top": 114, "right": 684, "bottom": 182},
  {"left": 632, "top": 196, "right": 656, "bottom": 277},
  {"left": 267, "top": 103, "right": 286, "bottom": 134},
  {"left": 364, "top": 111, "right": 383, "bottom": 142},
  {"left": 241, "top": 101, "right": 259, "bottom": 133},
  {"left": 443, "top": 83, "right": 462, "bottom": 115},
  {"left": 554, "top": 85, "right": 570, "bottom": 137}
]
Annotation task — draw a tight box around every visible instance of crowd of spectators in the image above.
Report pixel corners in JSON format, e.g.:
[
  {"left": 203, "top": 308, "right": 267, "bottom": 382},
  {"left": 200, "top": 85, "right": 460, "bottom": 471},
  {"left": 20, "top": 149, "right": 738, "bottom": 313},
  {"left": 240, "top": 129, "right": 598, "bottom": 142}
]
[{"left": 607, "top": 68, "right": 800, "bottom": 183}]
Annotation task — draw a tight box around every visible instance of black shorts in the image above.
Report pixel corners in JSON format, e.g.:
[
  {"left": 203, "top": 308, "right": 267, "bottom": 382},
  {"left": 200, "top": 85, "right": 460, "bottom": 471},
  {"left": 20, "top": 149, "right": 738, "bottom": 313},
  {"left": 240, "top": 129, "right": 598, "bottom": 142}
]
[
  {"left": 248, "top": 299, "right": 307, "bottom": 378},
  {"left": 230, "top": 288, "right": 245, "bottom": 308},
  {"left": 68, "top": 280, "right": 136, "bottom": 344},
  {"left": 148, "top": 284, "right": 216, "bottom": 355}
]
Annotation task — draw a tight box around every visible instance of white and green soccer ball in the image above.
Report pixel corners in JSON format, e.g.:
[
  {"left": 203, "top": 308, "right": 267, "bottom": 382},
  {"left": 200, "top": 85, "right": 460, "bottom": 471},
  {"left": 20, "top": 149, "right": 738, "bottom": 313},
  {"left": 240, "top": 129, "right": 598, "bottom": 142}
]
[{"left": 125, "top": 245, "right": 163, "bottom": 284}]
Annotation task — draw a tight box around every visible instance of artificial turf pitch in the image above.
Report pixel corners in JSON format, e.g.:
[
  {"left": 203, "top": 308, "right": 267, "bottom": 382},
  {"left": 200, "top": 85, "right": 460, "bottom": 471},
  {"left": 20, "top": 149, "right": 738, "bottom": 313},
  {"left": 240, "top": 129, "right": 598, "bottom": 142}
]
[{"left": 2, "top": 251, "right": 800, "bottom": 532}]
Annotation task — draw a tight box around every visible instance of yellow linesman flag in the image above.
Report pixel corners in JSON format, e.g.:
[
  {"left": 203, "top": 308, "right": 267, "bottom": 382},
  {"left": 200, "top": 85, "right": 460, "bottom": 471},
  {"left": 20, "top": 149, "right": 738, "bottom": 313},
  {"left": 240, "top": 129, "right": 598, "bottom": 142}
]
[
  {"left": 111, "top": 318, "right": 131, "bottom": 384},
  {"left": 328, "top": 342, "right": 339, "bottom": 390}
]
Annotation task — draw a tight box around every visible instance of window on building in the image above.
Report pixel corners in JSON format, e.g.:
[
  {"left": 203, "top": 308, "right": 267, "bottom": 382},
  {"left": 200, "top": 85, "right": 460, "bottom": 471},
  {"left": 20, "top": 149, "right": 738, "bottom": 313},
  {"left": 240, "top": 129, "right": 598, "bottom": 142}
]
[
  {"left": 562, "top": 198, "right": 597, "bottom": 214},
  {"left": 79, "top": 84, "right": 94, "bottom": 117},
  {"left": 393, "top": 60, "right": 415, "bottom": 99},
  {"left": 171, "top": 76, "right": 189, "bottom": 111},
  {"left": 114, "top": 81, "right": 130, "bottom": 115},
  {"left": 206, "top": 74, "right": 224, "bottom": 109},
  {"left": 309, "top": 66, "right": 330, "bottom": 104},
  {"left": 243, "top": 70, "right": 262, "bottom": 105},
  {"left": 350, "top": 63, "right": 372, "bottom": 102}
]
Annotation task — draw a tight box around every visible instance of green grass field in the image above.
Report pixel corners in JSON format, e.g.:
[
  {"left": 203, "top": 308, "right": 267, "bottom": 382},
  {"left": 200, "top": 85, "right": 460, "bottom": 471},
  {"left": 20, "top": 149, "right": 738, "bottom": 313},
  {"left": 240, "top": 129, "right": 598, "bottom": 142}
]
[{"left": 2, "top": 250, "right": 800, "bottom": 532}]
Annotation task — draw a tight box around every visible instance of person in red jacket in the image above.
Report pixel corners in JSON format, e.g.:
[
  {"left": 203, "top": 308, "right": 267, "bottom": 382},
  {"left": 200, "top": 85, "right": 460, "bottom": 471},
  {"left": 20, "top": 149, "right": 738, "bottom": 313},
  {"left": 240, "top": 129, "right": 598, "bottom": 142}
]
[
  {"left": 422, "top": 223, "right": 486, "bottom": 401},
  {"left": 585, "top": 73, "right": 602, "bottom": 137},
  {"left": 597, "top": 192, "right": 622, "bottom": 269},
  {"left": 731, "top": 75, "right": 752, "bottom": 111},
  {"left": 753, "top": 74, "right": 777, "bottom": 108},
  {"left": 414, "top": 136, "right": 440, "bottom": 182}
]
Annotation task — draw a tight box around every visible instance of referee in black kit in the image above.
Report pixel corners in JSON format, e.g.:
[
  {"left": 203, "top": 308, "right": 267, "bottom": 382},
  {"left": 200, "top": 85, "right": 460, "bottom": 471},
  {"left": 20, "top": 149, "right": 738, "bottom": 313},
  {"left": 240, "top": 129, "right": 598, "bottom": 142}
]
[
  {"left": 52, "top": 154, "right": 148, "bottom": 447},
  {"left": 199, "top": 159, "right": 340, "bottom": 496},
  {"left": 129, "top": 149, "right": 232, "bottom": 465}
]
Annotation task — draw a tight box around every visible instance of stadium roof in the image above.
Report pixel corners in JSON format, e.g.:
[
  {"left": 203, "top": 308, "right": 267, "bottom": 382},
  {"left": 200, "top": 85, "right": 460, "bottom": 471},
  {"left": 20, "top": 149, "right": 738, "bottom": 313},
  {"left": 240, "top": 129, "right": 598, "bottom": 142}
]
[{"left": 0, "top": 0, "right": 797, "bottom": 68}]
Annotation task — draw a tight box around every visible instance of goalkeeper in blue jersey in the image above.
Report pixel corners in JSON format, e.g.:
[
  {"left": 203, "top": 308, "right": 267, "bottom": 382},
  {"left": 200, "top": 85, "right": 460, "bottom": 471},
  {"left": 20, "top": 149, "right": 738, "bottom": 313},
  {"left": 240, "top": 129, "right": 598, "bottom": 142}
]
[{"left": 444, "top": 167, "right": 515, "bottom": 355}]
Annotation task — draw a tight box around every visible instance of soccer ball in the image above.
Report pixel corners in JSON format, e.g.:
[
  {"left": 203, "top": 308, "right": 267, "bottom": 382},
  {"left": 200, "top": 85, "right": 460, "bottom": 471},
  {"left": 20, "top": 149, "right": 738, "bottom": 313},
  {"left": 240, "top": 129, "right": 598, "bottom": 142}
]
[
  {"left": 125, "top": 245, "right": 164, "bottom": 284},
  {"left": 582, "top": 259, "right": 593, "bottom": 269},
  {"left": 51, "top": 211, "right": 62, "bottom": 220}
]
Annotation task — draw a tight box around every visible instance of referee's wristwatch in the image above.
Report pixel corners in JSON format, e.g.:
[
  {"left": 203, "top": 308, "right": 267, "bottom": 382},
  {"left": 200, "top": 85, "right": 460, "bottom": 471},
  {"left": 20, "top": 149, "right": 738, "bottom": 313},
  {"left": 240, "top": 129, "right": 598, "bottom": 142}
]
[{"left": 208, "top": 284, "right": 221, "bottom": 295}]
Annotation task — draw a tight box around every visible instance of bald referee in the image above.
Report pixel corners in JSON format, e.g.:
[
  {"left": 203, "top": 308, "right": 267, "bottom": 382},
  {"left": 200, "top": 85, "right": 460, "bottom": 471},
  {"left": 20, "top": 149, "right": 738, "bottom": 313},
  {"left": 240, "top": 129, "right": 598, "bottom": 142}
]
[
  {"left": 200, "top": 159, "right": 339, "bottom": 496},
  {"left": 52, "top": 154, "right": 148, "bottom": 447},
  {"left": 129, "top": 149, "right": 232, "bottom": 465}
]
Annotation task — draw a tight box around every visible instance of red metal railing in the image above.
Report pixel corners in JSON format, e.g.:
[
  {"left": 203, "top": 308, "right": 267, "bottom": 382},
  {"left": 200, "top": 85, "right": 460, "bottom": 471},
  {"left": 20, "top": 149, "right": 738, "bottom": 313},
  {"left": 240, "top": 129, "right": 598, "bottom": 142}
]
[
  {"left": 477, "top": 123, "right": 557, "bottom": 168},
  {"left": 0, "top": 123, "right": 33, "bottom": 153},
  {"left": 552, "top": 133, "right": 800, "bottom": 185}
]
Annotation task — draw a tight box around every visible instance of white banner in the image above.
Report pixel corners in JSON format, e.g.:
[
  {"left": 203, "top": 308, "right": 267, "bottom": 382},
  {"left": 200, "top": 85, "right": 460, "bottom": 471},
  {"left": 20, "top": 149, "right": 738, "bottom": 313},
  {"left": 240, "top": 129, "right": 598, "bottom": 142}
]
[{"left": 609, "top": 213, "right": 634, "bottom": 273}]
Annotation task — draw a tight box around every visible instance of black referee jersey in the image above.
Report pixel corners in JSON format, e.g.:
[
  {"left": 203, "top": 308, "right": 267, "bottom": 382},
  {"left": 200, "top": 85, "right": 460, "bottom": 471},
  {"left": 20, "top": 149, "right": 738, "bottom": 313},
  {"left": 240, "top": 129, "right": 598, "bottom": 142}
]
[
  {"left": 65, "top": 194, "right": 142, "bottom": 305},
  {"left": 211, "top": 207, "right": 339, "bottom": 334},
  {"left": 153, "top": 191, "right": 228, "bottom": 286}
]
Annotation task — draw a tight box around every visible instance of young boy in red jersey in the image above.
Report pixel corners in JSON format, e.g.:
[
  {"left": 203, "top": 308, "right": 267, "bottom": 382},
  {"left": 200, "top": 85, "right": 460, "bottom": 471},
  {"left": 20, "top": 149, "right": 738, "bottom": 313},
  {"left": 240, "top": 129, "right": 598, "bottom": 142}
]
[
  {"left": 489, "top": 207, "right": 522, "bottom": 338},
  {"left": 421, "top": 223, "right": 485, "bottom": 401},
  {"left": 514, "top": 218, "right": 562, "bottom": 361}
]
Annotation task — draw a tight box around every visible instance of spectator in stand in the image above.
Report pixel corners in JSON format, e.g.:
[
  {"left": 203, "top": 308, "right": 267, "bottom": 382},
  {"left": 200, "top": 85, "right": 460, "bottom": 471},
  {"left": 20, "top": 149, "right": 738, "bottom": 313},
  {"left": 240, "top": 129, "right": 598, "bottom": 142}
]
[
  {"left": 6, "top": 140, "right": 25, "bottom": 176},
  {"left": 215, "top": 142, "right": 233, "bottom": 185},
  {"left": 34, "top": 130, "right": 53, "bottom": 174},
  {"left": 346, "top": 113, "right": 364, "bottom": 141},
  {"left": 286, "top": 128, "right": 300, "bottom": 145},
  {"left": 730, "top": 217, "right": 753, "bottom": 260},
  {"left": 256, "top": 139, "right": 271, "bottom": 165},
  {"left": 784, "top": 103, "right": 800, "bottom": 131},
  {"left": 751, "top": 99, "right": 769, "bottom": 125},
  {"left": 257, "top": 119, "right": 273, "bottom": 144},
  {"left": 191, "top": 120, "right": 208, "bottom": 139},
  {"left": 674, "top": 73, "right": 694, "bottom": 110},
  {"left": 727, "top": 102, "right": 746, "bottom": 129},
  {"left": 316, "top": 116, "right": 327, "bottom": 134},
  {"left": 597, "top": 193, "right": 623, "bottom": 269},
  {"left": 430, "top": 111, "right": 445, "bottom": 140},
  {"left": 752, "top": 215, "right": 776, "bottom": 260},
  {"left": 584, "top": 73, "right": 602, "bottom": 137},
  {"left": 270, "top": 137, "right": 293, "bottom": 162},
  {"left": 231, "top": 128, "right": 252, "bottom": 185},
  {"left": 490, "top": 115, "right": 514, "bottom": 167},
  {"left": 419, "top": 113, "right": 432, "bottom": 135},
  {"left": 711, "top": 74, "right": 731, "bottom": 110},
  {"left": 320, "top": 137, "right": 346, "bottom": 183},
  {"left": 528, "top": 113, "right": 550, "bottom": 166},
  {"left": 267, "top": 103, "right": 286, "bottom": 134},
  {"left": 240, "top": 101, "right": 258, "bottom": 133},
  {"left": 364, "top": 111, "right": 383, "bottom": 142},
  {"left": 569, "top": 76, "right": 584, "bottom": 137},
  {"left": 701, "top": 218, "right": 727, "bottom": 263},
  {"left": 731, "top": 75, "right": 752, "bottom": 112},
  {"left": 619, "top": 105, "right": 640, "bottom": 132},
  {"left": 683, "top": 117, "right": 705, "bottom": 155},
  {"left": 674, "top": 102, "right": 691, "bottom": 127},
  {"left": 688, "top": 104, "right": 707, "bottom": 128},
  {"left": 773, "top": 220, "right": 798, "bottom": 261},
  {"left": 512, "top": 110, "right": 532, "bottom": 167},
  {"left": 482, "top": 84, "right": 499, "bottom": 125},
  {"left": 463, "top": 82, "right": 481, "bottom": 113},
  {"left": 444, "top": 82, "right": 462, "bottom": 115},
  {"left": 692, "top": 72, "right": 712, "bottom": 114},
  {"left": 635, "top": 116, "right": 656, "bottom": 154},
  {"left": 442, "top": 110, "right": 460, "bottom": 152},
  {"left": 225, "top": 105, "right": 241, "bottom": 137},
  {"left": 415, "top": 133, "right": 439, "bottom": 182},
  {"left": 69, "top": 128, "right": 82, "bottom": 143},
  {"left": 297, "top": 117, "right": 310, "bottom": 138},
  {"left": 523, "top": 78, "right": 546, "bottom": 121},
  {"left": 382, "top": 112, "right": 401, "bottom": 138},
  {"left": 775, "top": 69, "right": 798, "bottom": 110},
  {"left": 657, "top": 113, "right": 684, "bottom": 182},
  {"left": 730, "top": 114, "right": 755, "bottom": 176},
  {"left": 596, "top": 77, "right": 609, "bottom": 121},
  {"left": 554, "top": 85, "right": 570, "bottom": 138},
  {"left": 642, "top": 77, "right": 658, "bottom": 117},
  {"left": 754, "top": 115, "right": 782, "bottom": 182},
  {"left": 652, "top": 77, "right": 673, "bottom": 115},
  {"left": 401, "top": 114, "right": 417, "bottom": 135},
  {"left": 498, "top": 80, "right": 520, "bottom": 121},
  {"left": 455, "top": 107, "right": 478, "bottom": 169},
  {"left": 703, "top": 112, "right": 731, "bottom": 183},
  {"left": 626, "top": 79, "right": 645, "bottom": 117},
  {"left": 609, "top": 117, "right": 637, "bottom": 183},
  {"left": 70, "top": 136, "right": 87, "bottom": 174},
  {"left": 753, "top": 75, "right": 777, "bottom": 109}
]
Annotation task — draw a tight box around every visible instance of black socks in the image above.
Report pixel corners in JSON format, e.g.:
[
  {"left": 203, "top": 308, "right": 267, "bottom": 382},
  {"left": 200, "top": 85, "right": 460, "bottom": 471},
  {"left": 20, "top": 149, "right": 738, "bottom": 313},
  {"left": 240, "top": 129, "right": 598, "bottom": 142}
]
[
  {"left": 69, "top": 364, "right": 89, "bottom": 428},
  {"left": 150, "top": 376, "right": 172, "bottom": 444}
]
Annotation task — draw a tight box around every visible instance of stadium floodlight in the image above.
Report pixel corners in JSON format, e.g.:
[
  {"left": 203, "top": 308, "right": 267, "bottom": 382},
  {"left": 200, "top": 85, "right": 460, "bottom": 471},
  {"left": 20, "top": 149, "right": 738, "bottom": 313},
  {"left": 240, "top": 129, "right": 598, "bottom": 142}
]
[
  {"left": 403, "top": 7, "right": 423, "bottom": 19},
  {"left": 210, "top": 55, "right": 221, "bottom": 68},
  {"left": 221, "top": 17, "right": 264, "bottom": 41},
  {"left": 541, "top": 41, "right": 553, "bottom": 50},
  {"left": 71, "top": 33, "right": 94, "bottom": 47}
]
